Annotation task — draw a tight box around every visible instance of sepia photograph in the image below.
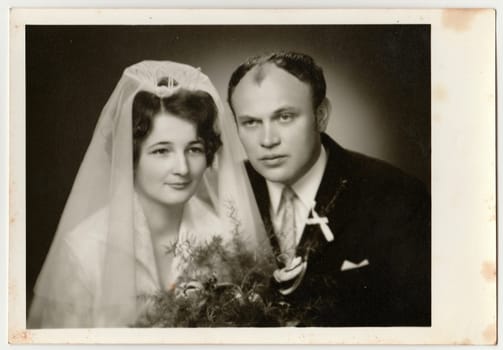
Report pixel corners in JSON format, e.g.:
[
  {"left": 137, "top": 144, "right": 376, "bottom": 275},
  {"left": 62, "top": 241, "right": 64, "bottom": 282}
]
[{"left": 8, "top": 8, "right": 496, "bottom": 345}]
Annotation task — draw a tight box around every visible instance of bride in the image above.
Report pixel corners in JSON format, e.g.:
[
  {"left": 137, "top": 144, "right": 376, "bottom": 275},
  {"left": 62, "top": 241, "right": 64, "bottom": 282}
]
[{"left": 27, "top": 61, "right": 256, "bottom": 328}]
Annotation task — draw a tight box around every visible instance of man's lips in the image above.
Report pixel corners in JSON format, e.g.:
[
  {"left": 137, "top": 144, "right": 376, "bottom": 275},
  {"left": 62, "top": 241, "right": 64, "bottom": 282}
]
[
  {"left": 259, "top": 154, "right": 288, "bottom": 166},
  {"left": 260, "top": 154, "right": 287, "bottom": 161}
]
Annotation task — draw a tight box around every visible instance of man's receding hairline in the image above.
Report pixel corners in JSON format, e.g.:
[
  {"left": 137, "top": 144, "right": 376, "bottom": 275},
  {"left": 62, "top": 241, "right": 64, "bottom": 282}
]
[
  {"left": 231, "top": 62, "right": 317, "bottom": 113},
  {"left": 245, "top": 62, "right": 303, "bottom": 88},
  {"left": 230, "top": 63, "right": 274, "bottom": 102},
  {"left": 250, "top": 63, "right": 272, "bottom": 86}
]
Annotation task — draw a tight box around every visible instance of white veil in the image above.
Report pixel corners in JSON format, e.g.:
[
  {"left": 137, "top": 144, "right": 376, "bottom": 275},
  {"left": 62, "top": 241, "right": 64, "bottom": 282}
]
[{"left": 28, "top": 60, "right": 269, "bottom": 328}]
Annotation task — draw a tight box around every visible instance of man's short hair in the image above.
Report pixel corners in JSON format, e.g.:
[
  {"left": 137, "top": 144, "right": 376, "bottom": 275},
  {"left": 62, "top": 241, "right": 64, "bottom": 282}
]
[{"left": 227, "top": 51, "right": 327, "bottom": 113}]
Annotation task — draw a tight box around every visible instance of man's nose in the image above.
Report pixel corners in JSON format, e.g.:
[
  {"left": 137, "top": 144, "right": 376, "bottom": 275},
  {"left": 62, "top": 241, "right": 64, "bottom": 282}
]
[
  {"left": 260, "top": 123, "right": 280, "bottom": 149},
  {"left": 173, "top": 152, "right": 189, "bottom": 176}
]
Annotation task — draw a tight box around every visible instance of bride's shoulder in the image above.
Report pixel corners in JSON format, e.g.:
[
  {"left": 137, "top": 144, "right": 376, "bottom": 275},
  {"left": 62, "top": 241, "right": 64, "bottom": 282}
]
[
  {"left": 64, "top": 207, "right": 109, "bottom": 242},
  {"left": 50, "top": 207, "right": 110, "bottom": 288},
  {"left": 62, "top": 207, "right": 110, "bottom": 261}
]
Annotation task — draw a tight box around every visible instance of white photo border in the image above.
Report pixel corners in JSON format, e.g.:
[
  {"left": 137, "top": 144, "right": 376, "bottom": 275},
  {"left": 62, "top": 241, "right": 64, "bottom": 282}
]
[{"left": 8, "top": 8, "right": 496, "bottom": 345}]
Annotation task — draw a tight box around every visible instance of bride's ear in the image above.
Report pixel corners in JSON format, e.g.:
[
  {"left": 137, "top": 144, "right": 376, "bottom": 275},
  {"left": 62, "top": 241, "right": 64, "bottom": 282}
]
[{"left": 315, "top": 98, "right": 331, "bottom": 132}]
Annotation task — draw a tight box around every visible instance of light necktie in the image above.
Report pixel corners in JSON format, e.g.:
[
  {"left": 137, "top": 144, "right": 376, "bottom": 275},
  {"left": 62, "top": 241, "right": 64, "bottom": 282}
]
[{"left": 277, "top": 186, "right": 297, "bottom": 267}]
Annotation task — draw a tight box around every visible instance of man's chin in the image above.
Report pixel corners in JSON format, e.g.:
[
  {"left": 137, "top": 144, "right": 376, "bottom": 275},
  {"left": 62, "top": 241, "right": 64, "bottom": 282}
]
[{"left": 254, "top": 166, "right": 292, "bottom": 184}]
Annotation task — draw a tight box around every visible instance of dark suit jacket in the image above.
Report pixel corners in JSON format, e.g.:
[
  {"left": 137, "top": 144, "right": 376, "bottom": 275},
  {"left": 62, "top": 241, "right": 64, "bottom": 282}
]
[{"left": 246, "top": 133, "right": 430, "bottom": 326}]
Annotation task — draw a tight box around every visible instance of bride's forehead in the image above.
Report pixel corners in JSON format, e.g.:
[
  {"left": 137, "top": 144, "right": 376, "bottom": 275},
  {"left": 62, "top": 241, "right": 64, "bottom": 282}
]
[{"left": 146, "top": 113, "right": 198, "bottom": 140}]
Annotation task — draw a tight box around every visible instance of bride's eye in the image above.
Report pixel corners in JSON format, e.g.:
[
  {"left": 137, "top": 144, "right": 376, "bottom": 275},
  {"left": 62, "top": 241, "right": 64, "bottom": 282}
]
[
  {"left": 151, "top": 148, "right": 171, "bottom": 156},
  {"left": 187, "top": 145, "right": 205, "bottom": 154}
]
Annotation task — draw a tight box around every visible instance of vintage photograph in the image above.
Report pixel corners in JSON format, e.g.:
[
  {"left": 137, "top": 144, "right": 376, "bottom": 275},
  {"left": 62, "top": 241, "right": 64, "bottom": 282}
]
[
  {"left": 8, "top": 8, "right": 496, "bottom": 345},
  {"left": 25, "top": 24, "right": 431, "bottom": 329}
]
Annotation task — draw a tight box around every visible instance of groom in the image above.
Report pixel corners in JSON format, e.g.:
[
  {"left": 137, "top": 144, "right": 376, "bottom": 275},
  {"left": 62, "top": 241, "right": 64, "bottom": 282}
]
[{"left": 227, "top": 51, "right": 430, "bottom": 326}]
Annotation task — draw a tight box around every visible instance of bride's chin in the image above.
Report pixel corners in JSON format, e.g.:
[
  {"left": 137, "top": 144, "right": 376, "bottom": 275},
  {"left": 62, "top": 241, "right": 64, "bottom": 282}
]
[{"left": 159, "top": 188, "right": 197, "bottom": 206}]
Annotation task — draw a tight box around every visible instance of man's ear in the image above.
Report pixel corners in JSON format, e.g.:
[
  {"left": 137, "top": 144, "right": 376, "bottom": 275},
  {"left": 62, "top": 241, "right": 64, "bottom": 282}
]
[{"left": 315, "top": 98, "right": 331, "bottom": 132}]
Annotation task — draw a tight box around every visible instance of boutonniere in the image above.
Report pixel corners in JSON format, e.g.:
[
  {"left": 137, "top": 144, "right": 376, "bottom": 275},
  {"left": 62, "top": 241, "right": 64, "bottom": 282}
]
[
  {"left": 273, "top": 256, "right": 308, "bottom": 295},
  {"left": 305, "top": 201, "right": 334, "bottom": 242}
]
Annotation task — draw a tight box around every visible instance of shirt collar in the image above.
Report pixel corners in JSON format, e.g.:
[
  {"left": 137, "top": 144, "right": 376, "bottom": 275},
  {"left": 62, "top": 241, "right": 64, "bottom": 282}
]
[{"left": 266, "top": 145, "right": 328, "bottom": 215}]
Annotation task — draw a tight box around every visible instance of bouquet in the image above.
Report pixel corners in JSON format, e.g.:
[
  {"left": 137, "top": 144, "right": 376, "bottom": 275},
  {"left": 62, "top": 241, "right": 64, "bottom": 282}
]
[{"left": 133, "top": 211, "right": 310, "bottom": 327}]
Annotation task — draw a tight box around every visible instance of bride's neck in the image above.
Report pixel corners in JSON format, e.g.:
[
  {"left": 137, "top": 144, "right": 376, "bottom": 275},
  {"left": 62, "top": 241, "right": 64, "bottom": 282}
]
[{"left": 136, "top": 194, "right": 184, "bottom": 239}]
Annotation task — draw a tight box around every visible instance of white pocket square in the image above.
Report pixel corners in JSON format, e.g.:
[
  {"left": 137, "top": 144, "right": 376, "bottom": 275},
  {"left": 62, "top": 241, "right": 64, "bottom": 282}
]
[{"left": 340, "top": 259, "right": 369, "bottom": 271}]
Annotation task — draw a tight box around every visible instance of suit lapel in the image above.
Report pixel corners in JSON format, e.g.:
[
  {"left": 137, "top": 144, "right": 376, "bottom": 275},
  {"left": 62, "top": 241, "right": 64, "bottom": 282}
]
[
  {"left": 245, "top": 162, "right": 282, "bottom": 259},
  {"left": 296, "top": 134, "right": 350, "bottom": 260}
]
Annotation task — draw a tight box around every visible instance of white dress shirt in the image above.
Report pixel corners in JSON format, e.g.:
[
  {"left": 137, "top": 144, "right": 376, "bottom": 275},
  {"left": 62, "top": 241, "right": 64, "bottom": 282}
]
[{"left": 266, "top": 146, "right": 328, "bottom": 246}]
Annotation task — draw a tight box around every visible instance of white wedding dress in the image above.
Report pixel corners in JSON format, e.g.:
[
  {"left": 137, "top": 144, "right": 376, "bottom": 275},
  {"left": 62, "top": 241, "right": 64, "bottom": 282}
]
[{"left": 28, "top": 195, "right": 221, "bottom": 328}]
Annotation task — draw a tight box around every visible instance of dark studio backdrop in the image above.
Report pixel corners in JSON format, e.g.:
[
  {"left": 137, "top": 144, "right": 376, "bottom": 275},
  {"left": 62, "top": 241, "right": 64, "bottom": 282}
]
[{"left": 26, "top": 25, "right": 430, "bottom": 310}]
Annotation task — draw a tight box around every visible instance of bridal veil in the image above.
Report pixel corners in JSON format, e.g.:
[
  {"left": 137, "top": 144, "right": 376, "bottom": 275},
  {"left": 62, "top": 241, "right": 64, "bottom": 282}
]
[{"left": 29, "top": 61, "right": 268, "bottom": 328}]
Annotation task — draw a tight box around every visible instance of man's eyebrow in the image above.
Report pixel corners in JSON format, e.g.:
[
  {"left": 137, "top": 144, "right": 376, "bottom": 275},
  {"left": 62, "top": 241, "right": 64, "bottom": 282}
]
[
  {"left": 236, "top": 114, "right": 259, "bottom": 120},
  {"left": 272, "top": 107, "right": 298, "bottom": 116},
  {"left": 237, "top": 107, "right": 299, "bottom": 120}
]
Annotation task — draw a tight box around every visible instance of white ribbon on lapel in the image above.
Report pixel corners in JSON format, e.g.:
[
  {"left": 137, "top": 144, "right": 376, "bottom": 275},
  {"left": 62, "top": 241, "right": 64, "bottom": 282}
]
[
  {"left": 273, "top": 256, "right": 308, "bottom": 295},
  {"left": 305, "top": 201, "right": 334, "bottom": 242}
]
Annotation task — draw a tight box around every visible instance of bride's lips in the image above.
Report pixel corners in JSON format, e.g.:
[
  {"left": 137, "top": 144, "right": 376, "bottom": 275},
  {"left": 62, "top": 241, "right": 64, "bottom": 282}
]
[
  {"left": 259, "top": 154, "right": 288, "bottom": 167},
  {"left": 166, "top": 181, "right": 192, "bottom": 190}
]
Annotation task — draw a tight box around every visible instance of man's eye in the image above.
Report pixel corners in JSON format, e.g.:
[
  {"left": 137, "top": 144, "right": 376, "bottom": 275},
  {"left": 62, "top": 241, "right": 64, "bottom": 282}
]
[
  {"left": 278, "top": 113, "right": 294, "bottom": 122},
  {"left": 242, "top": 119, "right": 259, "bottom": 127}
]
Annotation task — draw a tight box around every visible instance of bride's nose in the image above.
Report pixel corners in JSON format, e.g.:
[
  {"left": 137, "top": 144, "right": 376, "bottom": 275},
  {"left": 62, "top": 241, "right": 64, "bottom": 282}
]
[{"left": 172, "top": 152, "right": 189, "bottom": 176}]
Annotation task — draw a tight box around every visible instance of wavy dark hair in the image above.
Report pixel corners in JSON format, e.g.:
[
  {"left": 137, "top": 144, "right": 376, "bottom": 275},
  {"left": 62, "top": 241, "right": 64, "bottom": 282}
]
[{"left": 132, "top": 79, "right": 221, "bottom": 167}]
